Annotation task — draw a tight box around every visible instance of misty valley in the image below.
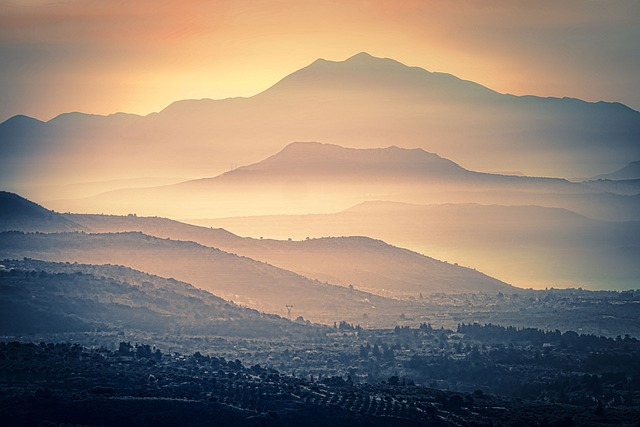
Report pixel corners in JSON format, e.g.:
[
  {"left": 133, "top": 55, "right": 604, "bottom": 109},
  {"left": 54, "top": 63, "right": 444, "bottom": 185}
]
[
  {"left": 2, "top": 189, "right": 640, "bottom": 427},
  {"left": 1, "top": 53, "right": 640, "bottom": 426}
]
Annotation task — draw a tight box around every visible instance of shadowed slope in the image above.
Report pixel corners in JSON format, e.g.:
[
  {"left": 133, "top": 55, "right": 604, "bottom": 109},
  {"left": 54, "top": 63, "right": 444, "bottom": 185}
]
[
  {"left": 0, "top": 259, "right": 311, "bottom": 338},
  {"left": 211, "top": 235, "right": 513, "bottom": 298},
  {"left": 0, "top": 191, "right": 84, "bottom": 232}
]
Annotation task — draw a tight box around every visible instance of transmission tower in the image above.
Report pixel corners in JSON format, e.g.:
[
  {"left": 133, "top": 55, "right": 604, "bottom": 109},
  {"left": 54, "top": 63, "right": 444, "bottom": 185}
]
[{"left": 286, "top": 305, "right": 293, "bottom": 319}]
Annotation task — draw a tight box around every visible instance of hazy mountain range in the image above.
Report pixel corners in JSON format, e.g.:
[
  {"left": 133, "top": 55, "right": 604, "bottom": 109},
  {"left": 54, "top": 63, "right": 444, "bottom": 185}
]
[
  {"left": 2, "top": 52, "right": 639, "bottom": 201},
  {"left": 64, "top": 212, "right": 512, "bottom": 299},
  {"left": 198, "top": 200, "right": 640, "bottom": 291},
  {"left": 5, "top": 191, "right": 640, "bottom": 337},
  {"left": 1, "top": 52, "right": 638, "bottom": 296},
  {"left": 4, "top": 124, "right": 640, "bottom": 290},
  {"left": 18, "top": 138, "right": 634, "bottom": 290},
  {"left": 2, "top": 49, "right": 640, "bottom": 427},
  {"left": 0, "top": 192, "right": 519, "bottom": 327},
  {"left": 45, "top": 142, "right": 640, "bottom": 221}
]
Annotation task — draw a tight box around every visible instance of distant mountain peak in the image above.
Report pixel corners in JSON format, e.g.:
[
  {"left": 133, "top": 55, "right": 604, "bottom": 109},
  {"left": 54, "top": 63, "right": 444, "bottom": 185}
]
[
  {"left": 260, "top": 51, "right": 498, "bottom": 103},
  {"left": 343, "top": 51, "right": 388, "bottom": 64},
  {"left": 268, "top": 141, "right": 451, "bottom": 162},
  {"left": 335, "top": 52, "right": 411, "bottom": 70},
  {"left": 2, "top": 114, "right": 44, "bottom": 125},
  {"left": 229, "top": 141, "right": 467, "bottom": 179},
  {"left": 347, "top": 51, "right": 375, "bottom": 60},
  {"left": 592, "top": 160, "right": 640, "bottom": 180},
  {"left": 306, "top": 52, "right": 411, "bottom": 73},
  {"left": 309, "top": 52, "right": 391, "bottom": 66}
]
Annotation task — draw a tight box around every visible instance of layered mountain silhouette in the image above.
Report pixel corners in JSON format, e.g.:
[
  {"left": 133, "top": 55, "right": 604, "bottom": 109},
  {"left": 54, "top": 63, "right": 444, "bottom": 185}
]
[
  {"left": 65, "top": 213, "right": 512, "bottom": 298},
  {"left": 210, "top": 142, "right": 467, "bottom": 180},
  {"left": 47, "top": 142, "right": 639, "bottom": 221},
  {"left": 2, "top": 52, "right": 639, "bottom": 200},
  {"left": 0, "top": 230, "right": 423, "bottom": 327},
  {"left": 0, "top": 191, "right": 514, "bottom": 300},
  {"left": 202, "top": 201, "right": 640, "bottom": 291}
]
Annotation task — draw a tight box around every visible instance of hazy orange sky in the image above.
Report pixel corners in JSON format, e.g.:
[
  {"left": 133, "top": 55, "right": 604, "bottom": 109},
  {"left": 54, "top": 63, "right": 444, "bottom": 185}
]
[{"left": 1, "top": 0, "right": 639, "bottom": 123}]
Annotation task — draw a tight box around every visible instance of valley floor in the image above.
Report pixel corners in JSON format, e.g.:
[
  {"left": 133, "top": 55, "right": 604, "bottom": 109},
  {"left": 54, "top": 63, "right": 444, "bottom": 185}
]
[{"left": 2, "top": 323, "right": 640, "bottom": 426}]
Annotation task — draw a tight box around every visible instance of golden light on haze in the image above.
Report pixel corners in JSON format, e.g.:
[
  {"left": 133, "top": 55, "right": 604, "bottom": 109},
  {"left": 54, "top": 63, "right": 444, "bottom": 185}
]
[
  {"left": 1, "top": 0, "right": 639, "bottom": 294},
  {"left": 1, "top": 0, "right": 639, "bottom": 122}
]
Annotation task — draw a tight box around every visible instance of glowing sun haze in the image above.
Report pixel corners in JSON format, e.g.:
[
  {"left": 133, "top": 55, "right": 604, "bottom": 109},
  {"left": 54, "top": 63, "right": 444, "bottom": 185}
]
[{"left": 1, "top": 0, "right": 639, "bottom": 123}]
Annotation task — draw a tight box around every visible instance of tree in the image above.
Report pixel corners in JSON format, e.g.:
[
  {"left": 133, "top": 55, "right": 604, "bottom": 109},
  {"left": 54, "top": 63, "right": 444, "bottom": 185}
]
[
  {"left": 135, "top": 343, "right": 152, "bottom": 359},
  {"left": 387, "top": 375, "right": 400, "bottom": 386},
  {"left": 372, "top": 344, "right": 381, "bottom": 359},
  {"left": 118, "top": 341, "right": 132, "bottom": 356}
]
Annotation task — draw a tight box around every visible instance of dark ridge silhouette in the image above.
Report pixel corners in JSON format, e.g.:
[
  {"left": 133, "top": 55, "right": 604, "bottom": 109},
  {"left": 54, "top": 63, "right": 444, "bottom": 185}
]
[
  {"left": 0, "top": 259, "right": 313, "bottom": 338},
  {"left": 0, "top": 191, "right": 84, "bottom": 232}
]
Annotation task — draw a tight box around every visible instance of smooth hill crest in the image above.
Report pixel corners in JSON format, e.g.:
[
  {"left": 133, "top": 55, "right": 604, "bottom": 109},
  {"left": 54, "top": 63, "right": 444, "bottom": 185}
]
[
  {"left": 64, "top": 211, "right": 514, "bottom": 298},
  {"left": 203, "top": 199, "right": 640, "bottom": 291},
  {"left": 1, "top": 229, "right": 509, "bottom": 327},
  {"left": 185, "top": 141, "right": 471, "bottom": 184}
]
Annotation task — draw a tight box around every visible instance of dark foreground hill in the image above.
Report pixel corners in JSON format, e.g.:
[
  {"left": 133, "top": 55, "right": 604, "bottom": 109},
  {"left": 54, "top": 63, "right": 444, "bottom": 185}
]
[
  {"left": 0, "top": 259, "right": 314, "bottom": 339},
  {"left": 0, "top": 191, "right": 84, "bottom": 232},
  {"left": 0, "top": 191, "right": 517, "bottom": 297}
]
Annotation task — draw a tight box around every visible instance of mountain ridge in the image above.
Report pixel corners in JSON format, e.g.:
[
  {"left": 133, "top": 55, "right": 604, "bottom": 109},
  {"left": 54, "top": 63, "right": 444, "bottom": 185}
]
[
  {"left": 183, "top": 142, "right": 472, "bottom": 186},
  {"left": 63, "top": 211, "right": 513, "bottom": 298},
  {"left": 4, "top": 53, "right": 638, "bottom": 127},
  {"left": 0, "top": 230, "right": 452, "bottom": 327},
  {"left": 257, "top": 52, "right": 501, "bottom": 101},
  {"left": 593, "top": 161, "right": 640, "bottom": 181},
  {"left": 198, "top": 199, "right": 640, "bottom": 291},
  {"left": 0, "top": 191, "right": 85, "bottom": 232},
  {"left": 0, "top": 191, "right": 516, "bottom": 299},
  {"left": 2, "top": 52, "right": 639, "bottom": 196},
  {"left": 47, "top": 141, "right": 631, "bottom": 221}
]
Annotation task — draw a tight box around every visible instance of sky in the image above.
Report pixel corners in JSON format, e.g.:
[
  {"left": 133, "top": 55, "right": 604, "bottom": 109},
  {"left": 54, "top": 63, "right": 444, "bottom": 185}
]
[{"left": 1, "top": 0, "right": 639, "bottom": 124}]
